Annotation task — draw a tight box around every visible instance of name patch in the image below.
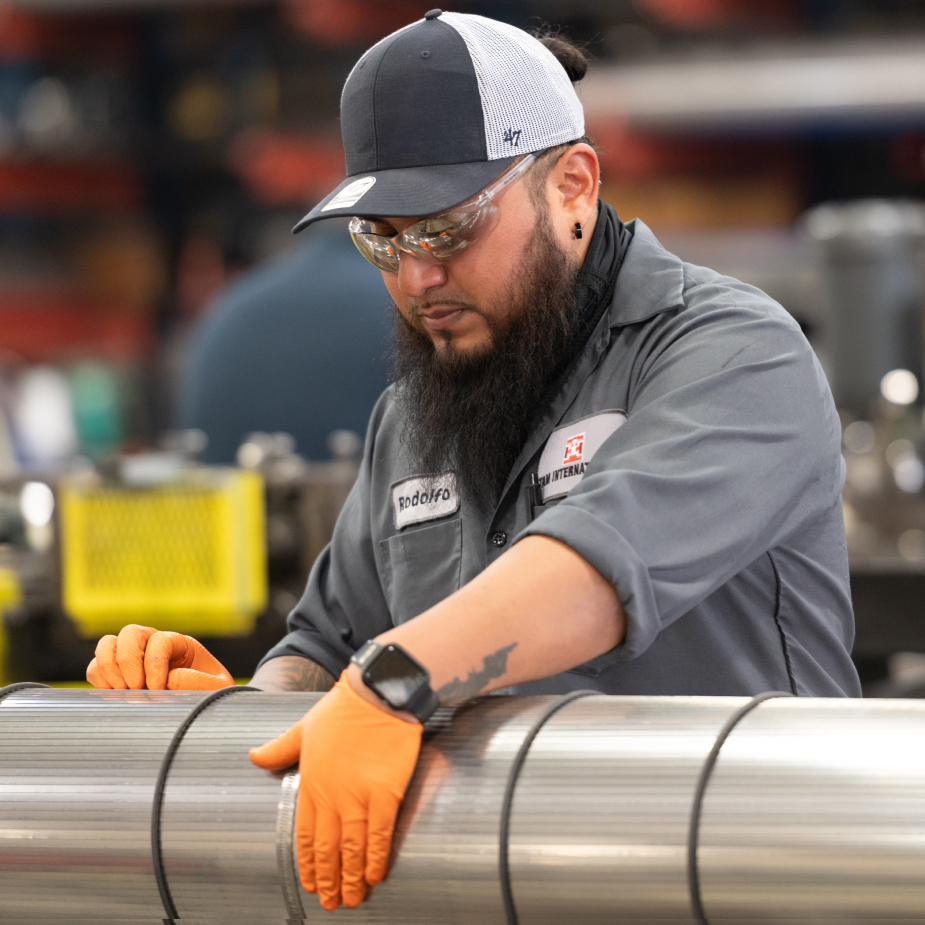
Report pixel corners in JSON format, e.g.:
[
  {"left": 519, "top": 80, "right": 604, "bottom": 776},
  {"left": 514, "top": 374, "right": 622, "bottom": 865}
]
[
  {"left": 391, "top": 473, "right": 459, "bottom": 530},
  {"left": 537, "top": 410, "right": 626, "bottom": 502}
]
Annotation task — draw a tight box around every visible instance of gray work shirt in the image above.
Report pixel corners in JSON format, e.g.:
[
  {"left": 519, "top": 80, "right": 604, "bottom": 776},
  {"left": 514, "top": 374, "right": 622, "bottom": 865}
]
[{"left": 261, "top": 220, "right": 862, "bottom": 698}]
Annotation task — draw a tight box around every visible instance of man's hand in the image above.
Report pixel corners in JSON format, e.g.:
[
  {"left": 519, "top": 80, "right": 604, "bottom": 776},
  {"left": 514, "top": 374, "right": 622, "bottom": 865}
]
[
  {"left": 86, "top": 624, "right": 235, "bottom": 691},
  {"left": 248, "top": 670, "right": 421, "bottom": 911}
]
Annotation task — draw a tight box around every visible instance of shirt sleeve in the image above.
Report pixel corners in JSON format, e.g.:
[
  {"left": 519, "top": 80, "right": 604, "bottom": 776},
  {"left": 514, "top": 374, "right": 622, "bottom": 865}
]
[
  {"left": 257, "top": 391, "right": 394, "bottom": 678},
  {"left": 518, "top": 288, "right": 844, "bottom": 669}
]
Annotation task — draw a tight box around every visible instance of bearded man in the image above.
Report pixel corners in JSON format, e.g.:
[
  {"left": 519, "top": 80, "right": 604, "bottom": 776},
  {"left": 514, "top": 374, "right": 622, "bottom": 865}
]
[{"left": 87, "top": 10, "right": 860, "bottom": 913}]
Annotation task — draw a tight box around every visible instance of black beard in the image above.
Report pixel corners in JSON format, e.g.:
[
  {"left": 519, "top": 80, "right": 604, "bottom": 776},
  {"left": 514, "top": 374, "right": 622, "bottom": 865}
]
[{"left": 390, "top": 214, "right": 582, "bottom": 509}]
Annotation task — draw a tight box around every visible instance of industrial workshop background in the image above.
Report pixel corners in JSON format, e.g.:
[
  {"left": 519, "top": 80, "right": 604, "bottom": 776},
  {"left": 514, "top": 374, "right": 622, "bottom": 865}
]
[{"left": 1, "top": 0, "right": 925, "bottom": 690}]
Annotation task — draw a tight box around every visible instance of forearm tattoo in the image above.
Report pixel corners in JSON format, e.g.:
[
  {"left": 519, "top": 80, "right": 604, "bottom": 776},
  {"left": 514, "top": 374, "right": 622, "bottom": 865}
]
[
  {"left": 250, "top": 656, "right": 336, "bottom": 692},
  {"left": 435, "top": 642, "right": 517, "bottom": 705}
]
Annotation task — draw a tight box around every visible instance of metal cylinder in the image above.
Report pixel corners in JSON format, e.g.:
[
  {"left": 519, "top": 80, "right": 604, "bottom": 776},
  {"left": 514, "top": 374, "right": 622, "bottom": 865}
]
[
  {"left": 507, "top": 695, "right": 737, "bottom": 924},
  {"left": 805, "top": 199, "right": 925, "bottom": 415},
  {"left": 699, "top": 698, "right": 925, "bottom": 923},
  {"left": 0, "top": 689, "right": 203, "bottom": 925},
  {"left": 4, "top": 689, "right": 925, "bottom": 925}
]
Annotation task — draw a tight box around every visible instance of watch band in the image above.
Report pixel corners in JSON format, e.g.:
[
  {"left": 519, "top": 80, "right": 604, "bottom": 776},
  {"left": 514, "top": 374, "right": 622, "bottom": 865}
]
[
  {"left": 404, "top": 682, "right": 440, "bottom": 724},
  {"left": 350, "top": 641, "right": 440, "bottom": 723}
]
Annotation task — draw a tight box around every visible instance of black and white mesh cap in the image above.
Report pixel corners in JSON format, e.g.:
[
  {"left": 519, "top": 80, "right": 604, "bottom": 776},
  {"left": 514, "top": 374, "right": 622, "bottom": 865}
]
[{"left": 293, "top": 9, "right": 585, "bottom": 232}]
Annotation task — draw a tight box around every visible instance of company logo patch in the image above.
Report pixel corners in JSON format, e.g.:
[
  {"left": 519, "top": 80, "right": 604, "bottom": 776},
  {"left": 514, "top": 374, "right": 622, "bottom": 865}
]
[
  {"left": 391, "top": 473, "right": 459, "bottom": 530},
  {"left": 537, "top": 410, "right": 626, "bottom": 503},
  {"left": 562, "top": 433, "right": 585, "bottom": 465},
  {"left": 321, "top": 176, "right": 376, "bottom": 212},
  {"left": 502, "top": 127, "right": 522, "bottom": 146}
]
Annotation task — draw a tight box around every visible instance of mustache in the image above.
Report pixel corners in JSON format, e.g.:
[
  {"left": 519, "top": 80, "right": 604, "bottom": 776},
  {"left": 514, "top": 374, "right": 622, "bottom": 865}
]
[{"left": 407, "top": 297, "right": 479, "bottom": 317}]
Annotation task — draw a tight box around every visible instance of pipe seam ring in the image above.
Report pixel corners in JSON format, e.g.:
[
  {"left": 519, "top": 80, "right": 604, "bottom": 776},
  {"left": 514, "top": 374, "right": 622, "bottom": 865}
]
[
  {"left": 499, "top": 689, "right": 598, "bottom": 925},
  {"left": 687, "top": 690, "right": 794, "bottom": 925},
  {"left": 0, "top": 681, "right": 51, "bottom": 704},
  {"left": 151, "top": 685, "right": 261, "bottom": 924},
  {"left": 277, "top": 770, "right": 306, "bottom": 924}
]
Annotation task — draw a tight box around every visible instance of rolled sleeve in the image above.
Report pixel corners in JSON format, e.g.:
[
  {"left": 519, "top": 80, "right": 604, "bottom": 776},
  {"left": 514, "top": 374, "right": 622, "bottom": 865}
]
[
  {"left": 525, "top": 504, "right": 661, "bottom": 667},
  {"left": 518, "top": 294, "right": 843, "bottom": 670}
]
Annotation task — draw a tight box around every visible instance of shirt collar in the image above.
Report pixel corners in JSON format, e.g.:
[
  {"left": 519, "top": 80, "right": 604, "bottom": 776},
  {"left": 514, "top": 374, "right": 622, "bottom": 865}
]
[
  {"left": 606, "top": 219, "right": 685, "bottom": 327},
  {"left": 496, "top": 219, "right": 685, "bottom": 505}
]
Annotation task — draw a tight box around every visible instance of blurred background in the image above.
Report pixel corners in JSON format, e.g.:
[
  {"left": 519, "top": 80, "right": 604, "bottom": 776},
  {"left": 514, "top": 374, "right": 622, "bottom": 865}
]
[{"left": 2, "top": 0, "right": 925, "bottom": 692}]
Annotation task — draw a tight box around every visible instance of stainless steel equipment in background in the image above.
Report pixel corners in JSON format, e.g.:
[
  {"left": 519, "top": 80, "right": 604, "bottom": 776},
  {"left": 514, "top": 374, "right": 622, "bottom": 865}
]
[
  {"left": 795, "top": 200, "right": 925, "bottom": 691},
  {"left": 4, "top": 686, "right": 925, "bottom": 925},
  {"left": 805, "top": 199, "right": 925, "bottom": 417}
]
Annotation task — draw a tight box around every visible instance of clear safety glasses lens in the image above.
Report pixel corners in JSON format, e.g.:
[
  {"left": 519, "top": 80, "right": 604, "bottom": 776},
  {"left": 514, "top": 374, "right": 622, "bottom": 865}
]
[
  {"left": 349, "top": 225, "right": 402, "bottom": 272},
  {"left": 349, "top": 207, "right": 497, "bottom": 272},
  {"left": 348, "top": 153, "right": 537, "bottom": 273}
]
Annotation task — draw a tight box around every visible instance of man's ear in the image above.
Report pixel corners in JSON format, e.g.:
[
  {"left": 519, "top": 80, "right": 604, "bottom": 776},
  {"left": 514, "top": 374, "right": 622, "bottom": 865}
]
[{"left": 549, "top": 143, "right": 600, "bottom": 225}]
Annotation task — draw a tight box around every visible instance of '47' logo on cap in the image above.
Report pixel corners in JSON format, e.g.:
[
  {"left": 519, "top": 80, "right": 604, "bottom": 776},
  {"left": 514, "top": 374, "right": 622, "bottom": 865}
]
[
  {"left": 502, "top": 127, "right": 522, "bottom": 146},
  {"left": 562, "top": 433, "right": 585, "bottom": 465}
]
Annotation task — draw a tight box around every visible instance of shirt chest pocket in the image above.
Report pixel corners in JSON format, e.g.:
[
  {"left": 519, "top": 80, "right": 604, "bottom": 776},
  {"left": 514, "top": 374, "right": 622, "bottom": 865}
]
[{"left": 379, "top": 519, "right": 462, "bottom": 625}]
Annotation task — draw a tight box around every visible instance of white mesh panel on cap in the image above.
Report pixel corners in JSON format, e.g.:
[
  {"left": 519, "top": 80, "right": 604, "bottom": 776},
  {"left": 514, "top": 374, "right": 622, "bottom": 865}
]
[{"left": 441, "top": 12, "right": 585, "bottom": 161}]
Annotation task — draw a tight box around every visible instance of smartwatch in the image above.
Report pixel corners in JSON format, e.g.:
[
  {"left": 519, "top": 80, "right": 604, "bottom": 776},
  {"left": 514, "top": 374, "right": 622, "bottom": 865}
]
[{"left": 350, "top": 641, "right": 440, "bottom": 723}]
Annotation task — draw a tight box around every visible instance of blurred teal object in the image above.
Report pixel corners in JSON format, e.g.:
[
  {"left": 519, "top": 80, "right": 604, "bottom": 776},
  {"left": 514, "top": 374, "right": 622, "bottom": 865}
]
[
  {"left": 69, "top": 362, "right": 123, "bottom": 458},
  {"left": 177, "top": 224, "right": 390, "bottom": 463}
]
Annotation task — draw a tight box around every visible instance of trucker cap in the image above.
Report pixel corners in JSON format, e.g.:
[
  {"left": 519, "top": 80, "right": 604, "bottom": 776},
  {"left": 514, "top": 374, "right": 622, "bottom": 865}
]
[{"left": 293, "top": 9, "right": 585, "bottom": 232}]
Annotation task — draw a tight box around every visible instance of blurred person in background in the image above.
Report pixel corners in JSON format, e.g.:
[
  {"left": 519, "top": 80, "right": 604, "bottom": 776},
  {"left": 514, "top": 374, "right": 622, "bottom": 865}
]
[
  {"left": 175, "top": 221, "right": 389, "bottom": 463},
  {"left": 87, "top": 10, "right": 860, "bottom": 914}
]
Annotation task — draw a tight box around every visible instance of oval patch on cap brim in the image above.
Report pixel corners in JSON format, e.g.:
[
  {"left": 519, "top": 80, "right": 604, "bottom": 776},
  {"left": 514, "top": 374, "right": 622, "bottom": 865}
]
[{"left": 322, "top": 176, "right": 376, "bottom": 211}]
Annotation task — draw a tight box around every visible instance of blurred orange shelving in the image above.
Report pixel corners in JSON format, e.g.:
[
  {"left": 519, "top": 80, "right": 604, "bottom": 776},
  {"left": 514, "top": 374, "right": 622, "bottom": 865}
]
[
  {"left": 0, "top": 159, "right": 144, "bottom": 214},
  {"left": 0, "top": 289, "right": 152, "bottom": 361}
]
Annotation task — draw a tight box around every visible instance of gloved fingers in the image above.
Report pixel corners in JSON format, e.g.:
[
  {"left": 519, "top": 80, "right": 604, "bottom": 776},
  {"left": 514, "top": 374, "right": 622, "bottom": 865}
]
[
  {"left": 248, "top": 720, "right": 302, "bottom": 770},
  {"left": 166, "top": 667, "right": 234, "bottom": 691},
  {"left": 86, "top": 657, "right": 112, "bottom": 689},
  {"left": 115, "top": 625, "right": 158, "bottom": 690},
  {"left": 294, "top": 782, "right": 317, "bottom": 893},
  {"left": 313, "top": 805, "right": 342, "bottom": 911},
  {"left": 365, "top": 793, "right": 400, "bottom": 886},
  {"left": 93, "top": 635, "right": 127, "bottom": 690},
  {"left": 143, "top": 632, "right": 191, "bottom": 690},
  {"left": 188, "top": 643, "right": 234, "bottom": 682},
  {"left": 339, "top": 816, "right": 368, "bottom": 908}
]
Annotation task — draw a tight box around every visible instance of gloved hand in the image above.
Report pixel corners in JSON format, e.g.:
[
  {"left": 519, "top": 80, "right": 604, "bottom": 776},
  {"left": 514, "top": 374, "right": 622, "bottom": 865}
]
[
  {"left": 249, "top": 670, "right": 422, "bottom": 911},
  {"left": 86, "top": 624, "right": 235, "bottom": 691}
]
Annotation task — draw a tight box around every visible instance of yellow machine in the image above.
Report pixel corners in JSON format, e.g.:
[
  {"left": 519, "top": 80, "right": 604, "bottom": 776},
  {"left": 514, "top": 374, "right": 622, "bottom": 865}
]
[
  {"left": 59, "top": 468, "right": 267, "bottom": 638},
  {"left": 0, "top": 435, "right": 360, "bottom": 685}
]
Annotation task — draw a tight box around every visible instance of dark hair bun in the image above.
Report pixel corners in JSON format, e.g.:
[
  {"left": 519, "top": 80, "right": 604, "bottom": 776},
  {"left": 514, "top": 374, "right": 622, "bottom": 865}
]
[{"left": 535, "top": 32, "right": 589, "bottom": 83}]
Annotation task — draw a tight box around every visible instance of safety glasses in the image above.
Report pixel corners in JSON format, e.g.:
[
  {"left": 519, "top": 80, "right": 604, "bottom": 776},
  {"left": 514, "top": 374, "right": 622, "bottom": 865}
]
[{"left": 349, "top": 154, "right": 537, "bottom": 273}]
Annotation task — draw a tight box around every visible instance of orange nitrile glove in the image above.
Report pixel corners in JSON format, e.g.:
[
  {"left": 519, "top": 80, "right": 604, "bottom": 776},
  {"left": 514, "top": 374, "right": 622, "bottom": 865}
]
[
  {"left": 86, "top": 624, "right": 235, "bottom": 691},
  {"left": 248, "top": 670, "right": 422, "bottom": 911}
]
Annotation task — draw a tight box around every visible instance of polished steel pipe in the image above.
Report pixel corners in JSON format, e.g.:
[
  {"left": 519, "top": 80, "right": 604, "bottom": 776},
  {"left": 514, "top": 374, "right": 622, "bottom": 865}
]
[{"left": 2, "top": 688, "right": 925, "bottom": 925}]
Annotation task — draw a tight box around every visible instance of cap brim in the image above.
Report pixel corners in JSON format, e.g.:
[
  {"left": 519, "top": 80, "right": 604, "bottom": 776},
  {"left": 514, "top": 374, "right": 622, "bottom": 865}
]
[{"left": 292, "top": 157, "right": 518, "bottom": 233}]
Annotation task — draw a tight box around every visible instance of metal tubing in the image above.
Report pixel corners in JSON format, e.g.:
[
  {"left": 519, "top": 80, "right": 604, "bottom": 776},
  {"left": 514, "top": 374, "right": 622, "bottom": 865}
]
[
  {"left": 698, "top": 698, "right": 925, "bottom": 924},
  {"left": 0, "top": 689, "right": 204, "bottom": 925},
  {"left": 4, "top": 689, "right": 925, "bottom": 924}
]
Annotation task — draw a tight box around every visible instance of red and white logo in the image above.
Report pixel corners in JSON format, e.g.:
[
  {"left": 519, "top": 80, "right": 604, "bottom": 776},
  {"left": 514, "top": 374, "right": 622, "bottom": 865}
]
[{"left": 562, "top": 433, "right": 585, "bottom": 465}]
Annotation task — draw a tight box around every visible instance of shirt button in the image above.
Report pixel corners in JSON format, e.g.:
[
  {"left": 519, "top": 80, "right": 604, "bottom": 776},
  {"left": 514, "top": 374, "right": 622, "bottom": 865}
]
[{"left": 491, "top": 531, "right": 507, "bottom": 548}]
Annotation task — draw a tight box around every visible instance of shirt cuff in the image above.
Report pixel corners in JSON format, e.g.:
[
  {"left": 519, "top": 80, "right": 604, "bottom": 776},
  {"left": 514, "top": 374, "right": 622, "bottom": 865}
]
[{"left": 515, "top": 503, "right": 662, "bottom": 672}]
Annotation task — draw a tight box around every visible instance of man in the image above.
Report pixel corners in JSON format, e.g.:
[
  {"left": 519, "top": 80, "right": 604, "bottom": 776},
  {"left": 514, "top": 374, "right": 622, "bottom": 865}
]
[{"left": 87, "top": 10, "right": 861, "bottom": 915}]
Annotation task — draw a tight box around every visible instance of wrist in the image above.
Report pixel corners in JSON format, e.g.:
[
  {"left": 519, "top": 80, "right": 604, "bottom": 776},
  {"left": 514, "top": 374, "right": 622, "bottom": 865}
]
[{"left": 346, "top": 663, "right": 420, "bottom": 724}]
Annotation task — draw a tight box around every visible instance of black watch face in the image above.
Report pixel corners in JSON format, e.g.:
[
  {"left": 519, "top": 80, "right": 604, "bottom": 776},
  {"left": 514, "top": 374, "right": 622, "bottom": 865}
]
[{"left": 364, "top": 645, "right": 427, "bottom": 709}]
